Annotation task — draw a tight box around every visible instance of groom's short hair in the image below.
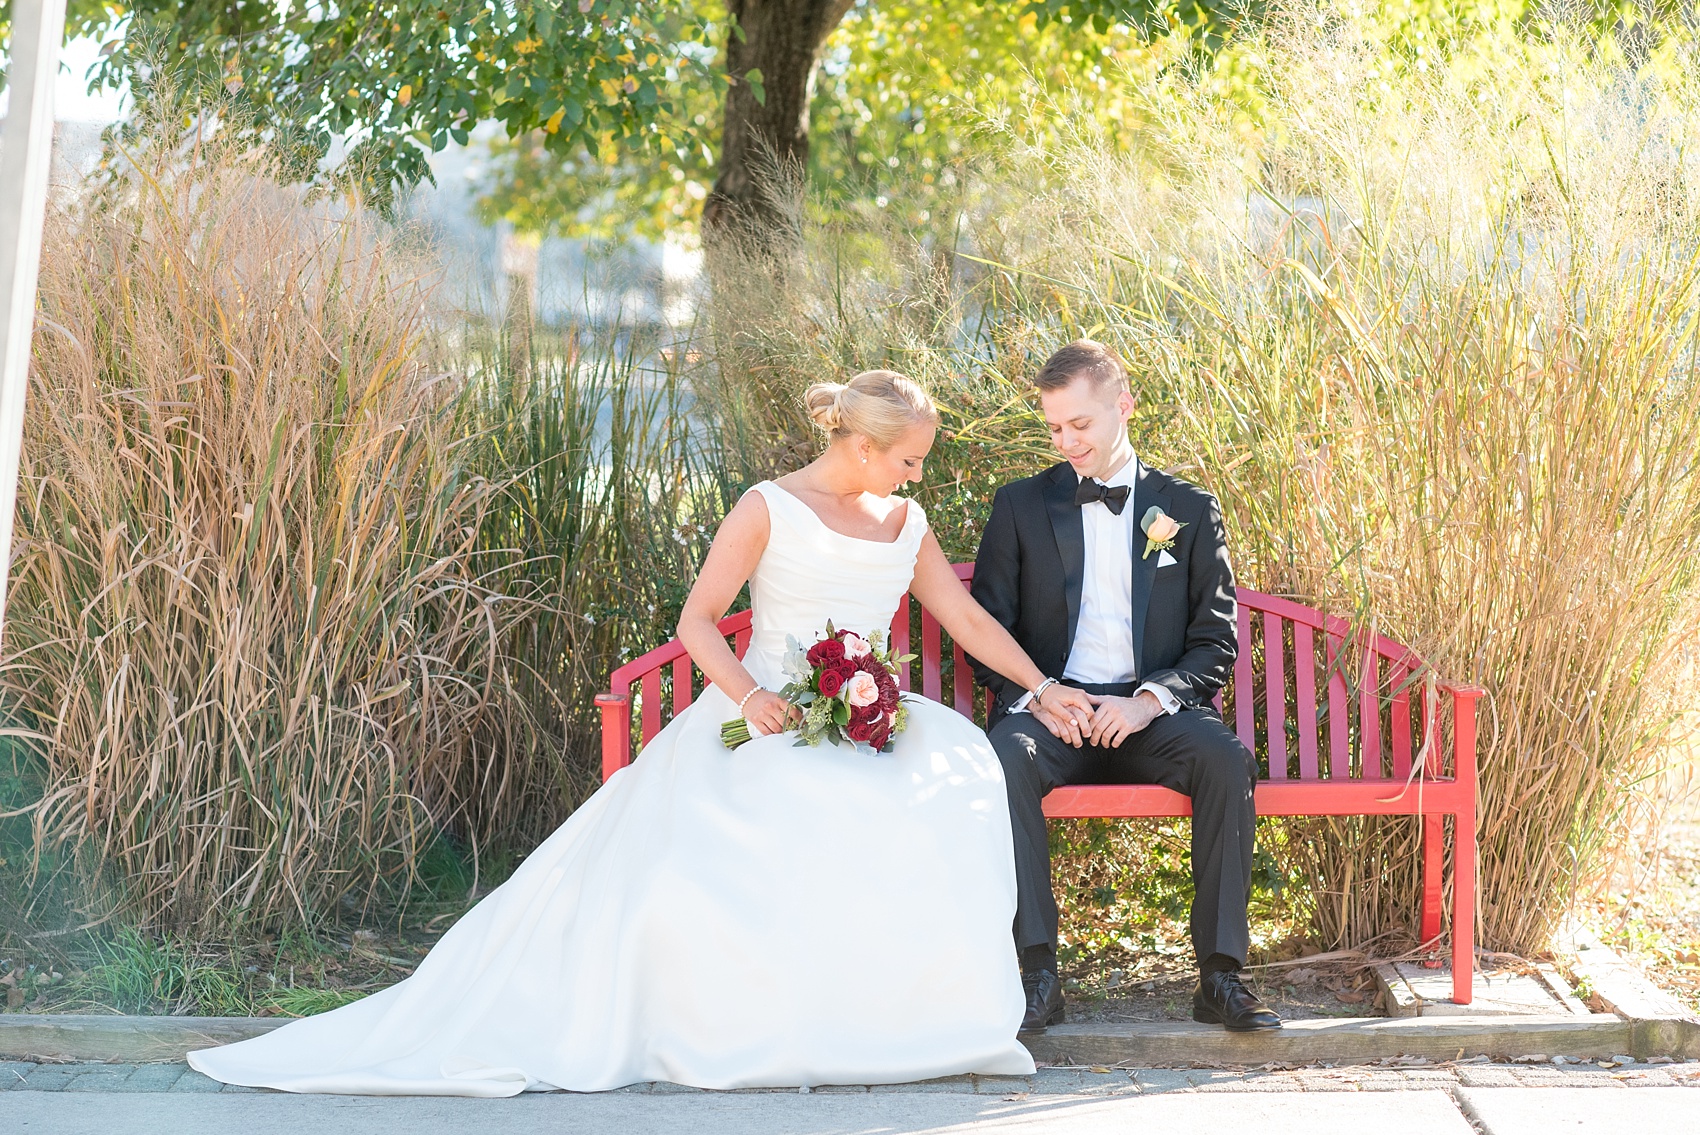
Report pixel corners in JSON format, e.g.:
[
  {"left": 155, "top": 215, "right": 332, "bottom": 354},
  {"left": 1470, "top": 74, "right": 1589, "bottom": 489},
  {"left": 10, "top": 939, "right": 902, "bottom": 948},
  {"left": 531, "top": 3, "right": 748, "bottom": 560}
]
[{"left": 1033, "top": 339, "right": 1128, "bottom": 396}]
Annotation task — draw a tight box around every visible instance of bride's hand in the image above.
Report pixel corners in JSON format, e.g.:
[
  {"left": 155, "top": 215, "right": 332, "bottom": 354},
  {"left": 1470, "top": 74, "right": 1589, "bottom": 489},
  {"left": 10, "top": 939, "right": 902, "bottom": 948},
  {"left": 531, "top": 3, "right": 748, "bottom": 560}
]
[
  {"left": 742, "top": 689, "right": 798, "bottom": 738},
  {"left": 1037, "top": 684, "right": 1095, "bottom": 729}
]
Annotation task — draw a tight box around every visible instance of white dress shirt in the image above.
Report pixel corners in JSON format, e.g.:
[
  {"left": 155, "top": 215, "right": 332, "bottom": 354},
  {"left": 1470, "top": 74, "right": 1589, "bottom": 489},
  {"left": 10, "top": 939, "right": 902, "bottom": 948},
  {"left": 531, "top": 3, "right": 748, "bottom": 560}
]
[{"left": 1013, "top": 454, "right": 1180, "bottom": 718}]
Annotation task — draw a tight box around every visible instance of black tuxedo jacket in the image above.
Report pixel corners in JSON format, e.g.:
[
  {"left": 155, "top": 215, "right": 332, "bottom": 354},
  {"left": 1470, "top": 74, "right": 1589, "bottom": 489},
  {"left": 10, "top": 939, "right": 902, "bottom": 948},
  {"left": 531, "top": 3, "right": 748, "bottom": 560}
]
[{"left": 968, "top": 460, "right": 1238, "bottom": 722}]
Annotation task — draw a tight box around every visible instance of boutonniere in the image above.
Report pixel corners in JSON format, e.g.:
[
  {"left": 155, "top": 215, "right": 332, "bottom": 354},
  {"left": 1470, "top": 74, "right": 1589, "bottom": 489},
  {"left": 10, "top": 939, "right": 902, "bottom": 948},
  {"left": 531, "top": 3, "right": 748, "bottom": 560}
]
[{"left": 1140, "top": 506, "right": 1186, "bottom": 560}]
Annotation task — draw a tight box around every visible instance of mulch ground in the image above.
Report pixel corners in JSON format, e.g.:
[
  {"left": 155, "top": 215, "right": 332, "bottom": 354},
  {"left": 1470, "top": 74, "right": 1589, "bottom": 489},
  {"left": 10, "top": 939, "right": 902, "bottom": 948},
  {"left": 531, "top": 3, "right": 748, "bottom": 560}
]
[{"left": 1593, "top": 792, "right": 1700, "bottom": 1016}]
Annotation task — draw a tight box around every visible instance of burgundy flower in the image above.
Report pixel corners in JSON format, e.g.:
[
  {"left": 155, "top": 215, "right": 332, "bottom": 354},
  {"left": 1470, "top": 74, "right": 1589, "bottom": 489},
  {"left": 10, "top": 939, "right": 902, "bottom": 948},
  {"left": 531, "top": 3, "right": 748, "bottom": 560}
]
[
  {"left": 847, "top": 720, "right": 876, "bottom": 743},
  {"left": 869, "top": 722, "right": 892, "bottom": 751},
  {"left": 831, "top": 659, "right": 858, "bottom": 682},
  {"left": 818, "top": 668, "right": 846, "bottom": 697},
  {"left": 807, "top": 639, "right": 846, "bottom": 666}
]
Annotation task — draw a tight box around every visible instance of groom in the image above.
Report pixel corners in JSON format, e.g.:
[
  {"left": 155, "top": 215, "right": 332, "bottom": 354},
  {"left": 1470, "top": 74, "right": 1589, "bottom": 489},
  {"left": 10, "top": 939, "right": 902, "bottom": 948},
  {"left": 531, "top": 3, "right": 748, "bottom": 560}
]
[{"left": 969, "top": 340, "right": 1281, "bottom": 1034}]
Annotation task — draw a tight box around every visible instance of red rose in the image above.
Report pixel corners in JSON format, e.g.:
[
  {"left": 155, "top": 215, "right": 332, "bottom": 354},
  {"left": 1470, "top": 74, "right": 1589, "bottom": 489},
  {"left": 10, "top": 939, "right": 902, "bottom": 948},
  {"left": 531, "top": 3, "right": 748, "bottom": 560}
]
[
  {"left": 818, "top": 668, "right": 846, "bottom": 697},
  {"left": 851, "top": 701, "right": 881, "bottom": 725},
  {"left": 869, "top": 722, "right": 891, "bottom": 750},
  {"left": 847, "top": 720, "right": 876, "bottom": 743},
  {"left": 831, "top": 659, "right": 857, "bottom": 682},
  {"left": 807, "top": 639, "right": 846, "bottom": 666}
]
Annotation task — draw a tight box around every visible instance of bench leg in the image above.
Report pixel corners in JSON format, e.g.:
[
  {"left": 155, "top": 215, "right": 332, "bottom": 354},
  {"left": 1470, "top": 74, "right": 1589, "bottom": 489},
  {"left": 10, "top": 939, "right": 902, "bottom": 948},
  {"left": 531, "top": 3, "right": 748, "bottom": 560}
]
[
  {"left": 1419, "top": 811, "right": 1444, "bottom": 957},
  {"left": 1451, "top": 808, "right": 1476, "bottom": 1006}
]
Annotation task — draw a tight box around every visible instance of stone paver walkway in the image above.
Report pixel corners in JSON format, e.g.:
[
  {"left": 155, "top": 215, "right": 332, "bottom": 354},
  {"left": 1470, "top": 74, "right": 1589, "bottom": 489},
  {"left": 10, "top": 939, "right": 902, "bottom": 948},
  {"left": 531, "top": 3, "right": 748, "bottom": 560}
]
[{"left": 4, "top": 1058, "right": 1699, "bottom": 1095}]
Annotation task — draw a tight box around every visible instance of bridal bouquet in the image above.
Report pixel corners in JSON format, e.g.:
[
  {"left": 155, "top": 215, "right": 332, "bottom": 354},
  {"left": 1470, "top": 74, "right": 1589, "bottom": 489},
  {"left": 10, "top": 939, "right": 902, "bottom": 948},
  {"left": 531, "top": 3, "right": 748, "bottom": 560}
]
[{"left": 721, "top": 623, "right": 915, "bottom": 752}]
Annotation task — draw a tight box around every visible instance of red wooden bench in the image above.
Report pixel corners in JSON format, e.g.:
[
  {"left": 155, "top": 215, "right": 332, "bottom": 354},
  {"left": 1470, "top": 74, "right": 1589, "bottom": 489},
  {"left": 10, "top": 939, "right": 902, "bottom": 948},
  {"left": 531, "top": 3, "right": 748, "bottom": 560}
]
[{"left": 598, "top": 563, "right": 1482, "bottom": 1005}]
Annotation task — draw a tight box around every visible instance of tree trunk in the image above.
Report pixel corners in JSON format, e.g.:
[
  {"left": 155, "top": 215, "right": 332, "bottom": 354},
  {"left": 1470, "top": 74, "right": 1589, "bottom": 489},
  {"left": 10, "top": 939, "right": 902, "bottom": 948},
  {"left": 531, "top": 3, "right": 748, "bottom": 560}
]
[{"left": 702, "top": 0, "right": 855, "bottom": 254}]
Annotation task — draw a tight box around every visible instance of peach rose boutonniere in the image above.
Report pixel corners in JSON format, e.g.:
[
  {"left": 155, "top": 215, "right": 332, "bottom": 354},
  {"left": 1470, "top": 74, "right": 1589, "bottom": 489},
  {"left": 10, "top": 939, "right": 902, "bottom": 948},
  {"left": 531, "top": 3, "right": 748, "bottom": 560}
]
[{"left": 1140, "top": 505, "right": 1187, "bottom": 560}]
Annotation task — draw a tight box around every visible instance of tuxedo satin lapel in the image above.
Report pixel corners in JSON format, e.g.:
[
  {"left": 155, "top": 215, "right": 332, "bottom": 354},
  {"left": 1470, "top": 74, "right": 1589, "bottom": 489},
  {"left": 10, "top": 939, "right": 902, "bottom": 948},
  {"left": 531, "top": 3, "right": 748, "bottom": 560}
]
[
  {"left": 1129, "top": 464, "right": 1169, "bottom": 671},
  {"left": 1044, "top": 467, "right": 1086, "bottom": 656}
]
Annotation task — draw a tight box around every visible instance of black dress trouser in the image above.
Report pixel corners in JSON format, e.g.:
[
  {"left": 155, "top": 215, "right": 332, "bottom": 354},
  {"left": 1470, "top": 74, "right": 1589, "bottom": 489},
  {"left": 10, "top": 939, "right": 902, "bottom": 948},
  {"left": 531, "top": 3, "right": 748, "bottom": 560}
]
[{"left": 989, "top": 699, "right": 1258, "bottom": 969}]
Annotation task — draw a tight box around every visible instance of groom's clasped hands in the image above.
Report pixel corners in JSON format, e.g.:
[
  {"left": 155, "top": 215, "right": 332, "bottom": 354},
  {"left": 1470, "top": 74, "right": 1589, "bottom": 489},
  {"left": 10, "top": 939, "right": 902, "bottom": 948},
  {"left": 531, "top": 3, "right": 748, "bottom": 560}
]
[{"left": 1031, "top": 690, "right": 1165, "bottom": 749}]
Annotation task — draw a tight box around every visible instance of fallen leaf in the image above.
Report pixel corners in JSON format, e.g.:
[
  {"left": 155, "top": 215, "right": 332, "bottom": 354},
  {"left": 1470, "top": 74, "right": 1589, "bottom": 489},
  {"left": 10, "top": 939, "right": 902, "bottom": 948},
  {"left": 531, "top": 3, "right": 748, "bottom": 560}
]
[{"left": 1336, "top": 990, "right": 1366, "bottom": 1004}]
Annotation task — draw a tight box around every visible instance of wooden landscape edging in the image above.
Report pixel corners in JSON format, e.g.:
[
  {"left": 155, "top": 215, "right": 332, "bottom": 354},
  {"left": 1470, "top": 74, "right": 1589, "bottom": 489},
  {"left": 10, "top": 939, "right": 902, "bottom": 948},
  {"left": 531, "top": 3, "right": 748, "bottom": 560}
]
[
  {"left": 1558, "top": 931, "right": 1700, "bottom": 1061},
  {"left": 1021, "top": 1014, "right": 1634, "bottom": 1066},
  {"left": 0, "top": 1014, "right": 282, "bottom": 1064},
  {"left": 0, "top": 1008, "right": 1682, "bottom": 1066}
]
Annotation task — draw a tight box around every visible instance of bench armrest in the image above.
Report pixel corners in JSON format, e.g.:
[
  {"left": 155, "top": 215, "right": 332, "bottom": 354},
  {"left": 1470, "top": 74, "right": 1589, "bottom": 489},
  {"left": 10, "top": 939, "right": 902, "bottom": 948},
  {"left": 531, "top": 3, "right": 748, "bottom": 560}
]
[{"left": 596, "top": 692, "right": 631, "bottom": 780}]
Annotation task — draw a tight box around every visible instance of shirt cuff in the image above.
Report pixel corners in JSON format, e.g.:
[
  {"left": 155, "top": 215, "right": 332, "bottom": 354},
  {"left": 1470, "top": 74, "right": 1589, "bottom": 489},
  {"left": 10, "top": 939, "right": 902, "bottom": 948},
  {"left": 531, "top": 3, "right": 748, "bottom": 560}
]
[
  {"left": 1137, "top": 682, "right": 1181, "bottom": 715},
  {"left": 1008, "top": 689, "right": 1035, "bottom": 714}
]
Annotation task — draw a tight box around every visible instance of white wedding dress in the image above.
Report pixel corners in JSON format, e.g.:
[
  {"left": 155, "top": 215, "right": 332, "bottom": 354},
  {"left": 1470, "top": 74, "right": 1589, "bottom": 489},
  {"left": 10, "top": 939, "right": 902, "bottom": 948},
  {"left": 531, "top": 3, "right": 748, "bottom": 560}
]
[{"left": 188, "top": 481, "right": 1033, "bottom": 1095}]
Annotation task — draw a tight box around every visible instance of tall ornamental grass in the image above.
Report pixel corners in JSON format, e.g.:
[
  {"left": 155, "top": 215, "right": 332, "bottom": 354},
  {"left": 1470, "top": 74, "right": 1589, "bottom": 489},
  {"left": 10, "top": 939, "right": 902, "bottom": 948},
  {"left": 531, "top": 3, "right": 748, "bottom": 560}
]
[
  {"left": 0, "top": 131, "right": 552, "bottom": 935},
  {"left": 707, "top": 11, "right": 1700, "bottom": 953}
]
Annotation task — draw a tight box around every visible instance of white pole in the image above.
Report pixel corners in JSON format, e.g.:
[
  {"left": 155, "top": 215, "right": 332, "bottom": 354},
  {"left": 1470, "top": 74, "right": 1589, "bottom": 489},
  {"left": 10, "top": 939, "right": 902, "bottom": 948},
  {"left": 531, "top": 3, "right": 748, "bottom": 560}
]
[{"left": 0, "top": 0, "right": 69, "bottom": 644}]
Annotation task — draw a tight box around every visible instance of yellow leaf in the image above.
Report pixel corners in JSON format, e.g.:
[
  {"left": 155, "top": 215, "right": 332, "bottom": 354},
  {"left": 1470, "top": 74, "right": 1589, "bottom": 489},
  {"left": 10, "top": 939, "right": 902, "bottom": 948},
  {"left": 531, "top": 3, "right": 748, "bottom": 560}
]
[
  {"left": 644, "top": 52, "right": 658, "bottom": 66},
  {"left": 622, "top": 76, "right": 638, "bottom": 94},
  {"left": 545, "top": 108, "right": 564, "bottom": 133},
  {"left": 397, "top": 84, "right": 413, "bottom": 107},
  {"left": 616, "top": 51, "right": 636, "bottom": 65},
  {"left": 600, "top": 77, "right": 621, "bottom": 100}
]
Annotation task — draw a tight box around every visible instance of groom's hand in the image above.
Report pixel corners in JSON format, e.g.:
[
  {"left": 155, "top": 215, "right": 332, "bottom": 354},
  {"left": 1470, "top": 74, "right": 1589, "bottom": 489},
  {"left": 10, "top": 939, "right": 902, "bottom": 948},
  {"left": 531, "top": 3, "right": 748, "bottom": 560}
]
[{"left": 1086, "top": 691, "right": 1164, "bottom": 748}]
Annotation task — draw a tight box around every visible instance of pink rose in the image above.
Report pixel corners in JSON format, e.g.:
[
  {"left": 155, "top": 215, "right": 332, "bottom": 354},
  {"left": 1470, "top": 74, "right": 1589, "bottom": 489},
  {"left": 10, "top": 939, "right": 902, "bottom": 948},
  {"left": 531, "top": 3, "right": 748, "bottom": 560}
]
[
  {"left": 844, "top": 671, "right": 880, "bottom": 708},
  {"left": 1146, "top": 512, "right": 1181, "bottom": 541},
  {"left": 841, "top": 633, "right": 872, "bottom": 660}
]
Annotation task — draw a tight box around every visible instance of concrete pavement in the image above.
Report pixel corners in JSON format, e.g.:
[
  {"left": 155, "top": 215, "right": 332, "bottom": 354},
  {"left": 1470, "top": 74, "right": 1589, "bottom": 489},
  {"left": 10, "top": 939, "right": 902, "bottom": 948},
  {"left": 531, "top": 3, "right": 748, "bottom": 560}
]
[
  {"left": 1, "top": 1087, "right": 1480, "bottom": 1135},
  {"left": 2, "top": 1061, "right": 1697, "bottom": 1133}
]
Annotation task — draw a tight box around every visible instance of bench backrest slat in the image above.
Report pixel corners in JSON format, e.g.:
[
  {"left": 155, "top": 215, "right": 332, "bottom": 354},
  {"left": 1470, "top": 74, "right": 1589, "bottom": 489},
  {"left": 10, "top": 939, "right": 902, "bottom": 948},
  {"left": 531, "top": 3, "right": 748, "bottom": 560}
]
[
  {"left": 1325, "top": 630, "right": 1351, "bottom": 779},
  {"left": 1359, "top": 643, "right": 1381, "bottom": 778},
  {"left": 673, "top": 656, "right": 694, "bottom": 712},
  {"left": 1263, "top": 612, "right": 1290, "bottom": 779},
  {"left": 920, "top": 609, "right": 944, "bottom": 702},
  {"left": 604, "top": 572, "right": 1447, "bottom": 785},
  {"left": 1293, "top": 621, "right": 1319, "bottom": 779},
  {"left": 1233, "top": 604, "right": 1255, "bottom": 752},
  {"left": 890, "top": 595, "right": 912, "bottom": 691},
  {"left": 1391, "top": 657, "right": 1414, "bottom": 780},
  {"left": 641, "top": 668, "right": 662, "bottom": 743}
]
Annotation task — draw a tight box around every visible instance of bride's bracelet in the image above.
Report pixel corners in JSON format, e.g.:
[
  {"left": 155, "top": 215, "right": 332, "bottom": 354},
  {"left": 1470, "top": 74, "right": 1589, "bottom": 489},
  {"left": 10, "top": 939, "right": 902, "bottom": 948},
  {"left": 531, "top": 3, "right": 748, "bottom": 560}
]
[
  {"left": 737, "top": 685, "right": 765, "bottom": 718},
  {"left": 1031, "top": 677, "right": 1060, "bottom": 706}
]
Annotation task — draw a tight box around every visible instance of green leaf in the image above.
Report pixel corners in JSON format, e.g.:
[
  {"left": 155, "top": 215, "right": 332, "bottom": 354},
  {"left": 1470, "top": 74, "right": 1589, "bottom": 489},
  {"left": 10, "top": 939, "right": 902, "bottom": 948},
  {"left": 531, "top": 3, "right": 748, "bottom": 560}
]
[
  {"left": 832, "top": 700, "right": 850, "bottom": 726},
  {"left": 744, "top": 67, "right": 766, "bottom": 106}
]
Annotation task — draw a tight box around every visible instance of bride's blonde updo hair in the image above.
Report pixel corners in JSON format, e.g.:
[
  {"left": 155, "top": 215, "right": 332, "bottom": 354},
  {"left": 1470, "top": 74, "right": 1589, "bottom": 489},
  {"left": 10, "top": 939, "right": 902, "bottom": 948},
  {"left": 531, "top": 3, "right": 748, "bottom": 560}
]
[{"left": 803, "top": 370, "right": 940, "bottom": 449}]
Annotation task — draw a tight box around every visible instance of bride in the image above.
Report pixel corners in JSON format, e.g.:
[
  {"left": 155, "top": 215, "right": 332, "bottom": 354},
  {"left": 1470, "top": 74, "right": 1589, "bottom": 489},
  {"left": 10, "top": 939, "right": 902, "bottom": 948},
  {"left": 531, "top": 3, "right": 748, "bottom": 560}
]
[{"left": 188, "top": 370, "right": 1096, "bottom": 1095}]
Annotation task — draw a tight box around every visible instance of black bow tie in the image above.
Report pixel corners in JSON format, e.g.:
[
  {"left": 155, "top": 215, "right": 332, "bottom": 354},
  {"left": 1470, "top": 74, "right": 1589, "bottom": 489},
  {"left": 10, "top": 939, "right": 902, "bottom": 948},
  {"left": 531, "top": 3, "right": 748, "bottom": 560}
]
[{"left": 1074, "top": 478, "right": 1131, "bottom": 515}]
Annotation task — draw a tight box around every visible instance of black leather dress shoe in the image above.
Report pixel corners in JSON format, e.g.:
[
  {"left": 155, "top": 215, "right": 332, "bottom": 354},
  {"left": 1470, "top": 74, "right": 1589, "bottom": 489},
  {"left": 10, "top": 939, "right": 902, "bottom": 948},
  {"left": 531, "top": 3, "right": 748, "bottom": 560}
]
[
  {"left": 1192, "top": 970, "right": 1283, "bottom": 1030},
  {"left": 1019, "top": 969, "right": 1065, "bottom": 1034}
]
